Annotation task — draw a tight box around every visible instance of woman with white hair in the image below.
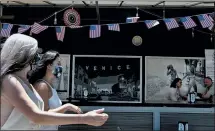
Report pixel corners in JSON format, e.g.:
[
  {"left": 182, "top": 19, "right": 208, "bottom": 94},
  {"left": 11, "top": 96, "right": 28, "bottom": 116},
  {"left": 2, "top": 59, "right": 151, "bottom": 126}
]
[{"left": 0, "top": 34, "right": 108, "bottom": 130}]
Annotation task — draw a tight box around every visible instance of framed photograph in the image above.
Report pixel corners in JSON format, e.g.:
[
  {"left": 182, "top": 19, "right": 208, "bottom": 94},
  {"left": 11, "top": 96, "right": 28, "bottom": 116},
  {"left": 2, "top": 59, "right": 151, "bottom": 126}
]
[
  {"left": 72, "top": 55, "right": 142, "bottom": 103},
  {"left": 145, "top": 56, "right": 207, "bottom": 104},
  {"left": 205, "top": 49, "right": 214, "bottom": 82},
  {"left": 52, "top": 54, "right": 70, "bottom": 102}
]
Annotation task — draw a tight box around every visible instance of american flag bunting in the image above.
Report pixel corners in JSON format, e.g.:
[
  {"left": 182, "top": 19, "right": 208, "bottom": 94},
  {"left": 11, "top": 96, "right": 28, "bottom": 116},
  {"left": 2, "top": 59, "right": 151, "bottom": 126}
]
[
  {"left": 0, "top": 23, "right": 13, "bottom": 37},
  {"left": 107, "top": 24, "right": 120, "bottom": 31},
  {"left": 144, "top": 20, "right": 159, "bottom": 29},
  {"left": 209, "top": 12, "right": 214, "bottom": 21},
  {"left": 180, "top": 17, "right": 196, "bottom": 29},
  {"left": 89, "top": 25, "right": 101, "bottom": 38},
  {"left": 55, "top": 26, "right": 65, "bottom": 42},
  {"left": 208, "top": 24, "right": 214, "bottom": 31},
  {"left": 197, "top": 14, "right": 214, "bottom": 28},
  {"left": 163, "top": 18, "right": 179, "bottom": 30},
  {"left": 18, "top": 25, "right": 30, "bottom": 34},
  {"left": 208, "top": 12, "right": 214, "bottom": 31},
  {"left": 126, "top": 17, "right": 139, "bottom": 23},
  {"left": 31, "top": 22, "right": 48, "bottom": 34}
]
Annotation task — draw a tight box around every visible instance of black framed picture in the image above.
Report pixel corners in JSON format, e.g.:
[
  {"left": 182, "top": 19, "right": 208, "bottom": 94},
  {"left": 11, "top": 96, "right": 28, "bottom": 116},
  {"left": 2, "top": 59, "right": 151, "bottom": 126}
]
[
  {"left": 71, "top": 55, "right": 142, "bottom": 103},
  {"left": 144, "top": 56, "right": 211, "bottom": 104}
]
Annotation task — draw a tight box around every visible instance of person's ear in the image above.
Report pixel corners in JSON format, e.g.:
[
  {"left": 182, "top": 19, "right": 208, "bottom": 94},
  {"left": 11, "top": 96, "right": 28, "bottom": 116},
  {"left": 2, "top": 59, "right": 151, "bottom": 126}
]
[{"left": 47, "top": 64, "right": 52, "bottom": 70}]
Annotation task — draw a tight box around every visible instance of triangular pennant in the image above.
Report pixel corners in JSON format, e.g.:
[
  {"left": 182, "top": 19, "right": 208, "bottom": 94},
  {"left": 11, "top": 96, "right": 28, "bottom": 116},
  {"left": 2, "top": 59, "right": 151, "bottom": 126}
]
[
  {"left": 0, "top": 23, "right": 13, "bottom": 37},
  {"left": 163, "top": 18, "right": 179, "bottom": 30},
  {"left": 30, "top": 23, "right": 48, "bottom": 34},
  {"left": 107, "top": 24, "right": 120, "bottom": 31},
  {"left": 89, "top": 25, "right": 101, "bottom": 38},
  {"left": 55, "top": 26, "right": 65, "bottom": 42},
  {"left": 180, "top": 17, "right": 196, "bottom": 29},
  {"left": 144, "top": 20, "right": 159, "bottom": 29},
  {"left": 126, "top": 17, "right": 139, "bottom": 23},
  {"left": 18, "top": 25, "right": 30, "bottom": 34},
  {"left": 197, "top": 14, "right": 213, "bottom": 28}
]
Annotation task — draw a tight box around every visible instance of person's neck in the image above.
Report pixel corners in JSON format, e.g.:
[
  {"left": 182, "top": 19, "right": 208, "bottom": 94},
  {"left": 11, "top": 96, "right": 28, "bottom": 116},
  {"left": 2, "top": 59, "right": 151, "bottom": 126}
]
[
  {"left": 14, "top": 71, "right": 27, "bottom": 80},
  {"left": 207, "top": 83, "right": 213, "bottom": 89},
  {"left": 43, "top": 73, "right": 54, "bottom": 84}
]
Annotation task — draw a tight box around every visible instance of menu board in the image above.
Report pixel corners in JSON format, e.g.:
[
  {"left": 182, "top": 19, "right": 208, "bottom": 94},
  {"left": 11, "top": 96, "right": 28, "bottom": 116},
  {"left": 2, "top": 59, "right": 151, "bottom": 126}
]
[{"left": 205, "top": 49, "right": 215, "bottom": 82}]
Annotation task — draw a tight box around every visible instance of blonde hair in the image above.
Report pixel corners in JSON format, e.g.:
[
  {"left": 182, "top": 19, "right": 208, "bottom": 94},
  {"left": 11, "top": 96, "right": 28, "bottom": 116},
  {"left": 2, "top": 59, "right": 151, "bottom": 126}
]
[{"left": 1, "top": 34, "right": 38, "bottom": 78}]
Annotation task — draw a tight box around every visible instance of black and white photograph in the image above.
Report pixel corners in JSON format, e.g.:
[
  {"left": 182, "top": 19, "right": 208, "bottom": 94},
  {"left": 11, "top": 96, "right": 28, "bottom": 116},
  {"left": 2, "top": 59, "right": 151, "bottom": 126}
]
[
  {"left": 205, "top": 49, "right": 215, "bottom": 82},
  {"left": 71, "top": 55, "right": 142, "bottom": 103},
  {"left": 52, "top": 54, "right": 70, "bottom": 101},
  {"left": 145, "top": 56, "right": 211, "bottom": 104}
]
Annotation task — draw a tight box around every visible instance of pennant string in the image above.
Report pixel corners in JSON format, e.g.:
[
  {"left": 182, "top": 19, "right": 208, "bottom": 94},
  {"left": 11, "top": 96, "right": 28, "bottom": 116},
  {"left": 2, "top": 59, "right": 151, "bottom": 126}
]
[
  {"left": 1, "top": 8, "right": 213, "bottom": 36},
  {"left": 136, "top": 7, "right": 212, "bottom": 35}
]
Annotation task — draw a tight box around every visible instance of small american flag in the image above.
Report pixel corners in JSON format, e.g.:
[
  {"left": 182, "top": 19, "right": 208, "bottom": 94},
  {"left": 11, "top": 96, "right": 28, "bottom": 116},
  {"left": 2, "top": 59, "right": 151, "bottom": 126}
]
[
  {"left": 180, "top": 17, "right": 196, "bottom": 29},
  {"left": 55, "top": 26, "right": 65, "bottom": 42},
  {"left": 126, "top": 17, "right": 139, "bottom": 23},
  {"left": 209, "top": 12, "right": 214, "bottom": 21},
  {"left": 163, "top": 18, "right": 179, "bottom": 30},
  {"left": 197, "top": 14, "right": 213, "bottom": 28},
  {"left": 18, "top": 25, "right": 30, "bottom": 34},
  {"left": 208, "top": 13, "right": 214, "bottom": 31},
  {"left": 0, "top": 23, "right": 13, "bottom": 37},
  {"left": 31, "top": 23, "right": 48, "bottom": 34},
  {"left": 107, "top": 24, "right": 120, "bottom": 31},
  {"left": 89, "top": 25, "right": 101, "bottom": 38},
  {"left": 144, "top": 20, "right": 159, "bottom": 29},
  {"left": 208, "top": 24, "right": 214, "bottom": 31}
]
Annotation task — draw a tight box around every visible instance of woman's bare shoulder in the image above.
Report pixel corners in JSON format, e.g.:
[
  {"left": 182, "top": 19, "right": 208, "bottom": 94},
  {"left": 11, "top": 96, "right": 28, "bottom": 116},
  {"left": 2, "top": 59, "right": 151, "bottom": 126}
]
[
  {"left": 34, "top": 81, "right": 50, "bottom": 92},
  {"left": 1, "top": 74, "right": 25, "bottom": 96},
  {"left": 2, "top": 74, "right": 19, "bottom": 88}
]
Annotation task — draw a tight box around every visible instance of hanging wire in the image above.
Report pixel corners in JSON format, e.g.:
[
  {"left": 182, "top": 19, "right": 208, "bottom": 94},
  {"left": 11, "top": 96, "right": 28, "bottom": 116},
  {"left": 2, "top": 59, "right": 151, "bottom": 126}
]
[{"left": 38, "top": 1, "right": 74, "bottom": 24}]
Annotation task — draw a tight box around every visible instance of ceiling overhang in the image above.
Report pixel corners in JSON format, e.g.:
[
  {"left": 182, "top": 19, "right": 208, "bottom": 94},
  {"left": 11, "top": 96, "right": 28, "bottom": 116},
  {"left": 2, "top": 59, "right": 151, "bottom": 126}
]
[{"left": 0, "top": 0, "right": 214, "bottom": 8}]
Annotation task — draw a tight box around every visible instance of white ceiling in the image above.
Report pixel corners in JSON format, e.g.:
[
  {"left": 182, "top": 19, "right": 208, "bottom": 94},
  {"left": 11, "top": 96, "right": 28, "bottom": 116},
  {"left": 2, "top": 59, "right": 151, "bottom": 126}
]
[{"left": 1, "top": 0, "right": 214, "bottom": 7}]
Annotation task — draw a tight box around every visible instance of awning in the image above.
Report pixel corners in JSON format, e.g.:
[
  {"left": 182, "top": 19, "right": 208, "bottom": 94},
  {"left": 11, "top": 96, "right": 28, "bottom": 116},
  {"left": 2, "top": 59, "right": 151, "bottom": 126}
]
[{"left": 1, "top": 0, "right": 214, "bottom": 8}]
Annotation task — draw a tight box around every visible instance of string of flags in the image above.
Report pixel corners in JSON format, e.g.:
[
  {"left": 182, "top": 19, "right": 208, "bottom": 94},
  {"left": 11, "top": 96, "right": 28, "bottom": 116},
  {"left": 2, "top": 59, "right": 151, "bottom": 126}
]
[{"left": 0, "top": 12, "right": 214, "bottom": 42}]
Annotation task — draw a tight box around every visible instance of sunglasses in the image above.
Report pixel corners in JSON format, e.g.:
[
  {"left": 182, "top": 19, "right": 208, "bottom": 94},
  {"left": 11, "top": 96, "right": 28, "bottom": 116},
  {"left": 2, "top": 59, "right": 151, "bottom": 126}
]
[{"left": 29, "top": 53, "right": 41, "bottom": 65}]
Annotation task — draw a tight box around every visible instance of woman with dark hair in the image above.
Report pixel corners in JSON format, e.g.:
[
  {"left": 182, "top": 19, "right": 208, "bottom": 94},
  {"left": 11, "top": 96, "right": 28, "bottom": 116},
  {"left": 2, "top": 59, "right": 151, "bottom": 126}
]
[
  {"left": 1, "top": 34, "right": 108, "bottom": 130},
  {"left": 28, "top": 50, "right": 82, "bottom": 130},
  {"left": 168, "top": 78, "right": 183, "bottom": 102}
]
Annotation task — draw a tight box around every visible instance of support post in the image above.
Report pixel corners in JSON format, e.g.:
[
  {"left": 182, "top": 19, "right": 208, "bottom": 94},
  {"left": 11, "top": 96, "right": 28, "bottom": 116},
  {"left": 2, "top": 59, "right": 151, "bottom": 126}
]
[
  {"left": 95, "top": 1, "right": 100, "bottom": 24},
  {"left": 213, "top": 2, "right": 215, "bottom": 84},
  {"left": 153, "top": 112, "right": 160, "bottom": 130},
  {"left": 163, "top": 1, "right": 165, "bottom": 18},
  {"left": 0, "top": 4, "right": 3, "bottom": 43}
]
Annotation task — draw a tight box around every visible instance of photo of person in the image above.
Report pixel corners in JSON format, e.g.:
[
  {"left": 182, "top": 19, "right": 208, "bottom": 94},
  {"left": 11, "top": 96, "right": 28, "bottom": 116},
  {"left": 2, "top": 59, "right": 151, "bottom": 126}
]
[
  {"left": 205, "top": 49, "right": 215, "bottom": 82},
  {"left": 52, "top": 54, "right": 70, "bottom": 101},
  {"left": 145, "top": 56, "right": 209, "bottom": 104},
  {"left": 72, "top": 55, "right": 142, "bottom": 103}
]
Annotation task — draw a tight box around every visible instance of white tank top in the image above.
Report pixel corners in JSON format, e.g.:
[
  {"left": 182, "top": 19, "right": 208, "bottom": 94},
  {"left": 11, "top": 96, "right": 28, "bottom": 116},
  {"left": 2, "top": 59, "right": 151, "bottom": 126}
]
[
  {"left": 37, "top": 79, "right": 62, "bottom": 130},
  {"left": 1, "top": 75, "right": 44, "bottom": 130}
]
